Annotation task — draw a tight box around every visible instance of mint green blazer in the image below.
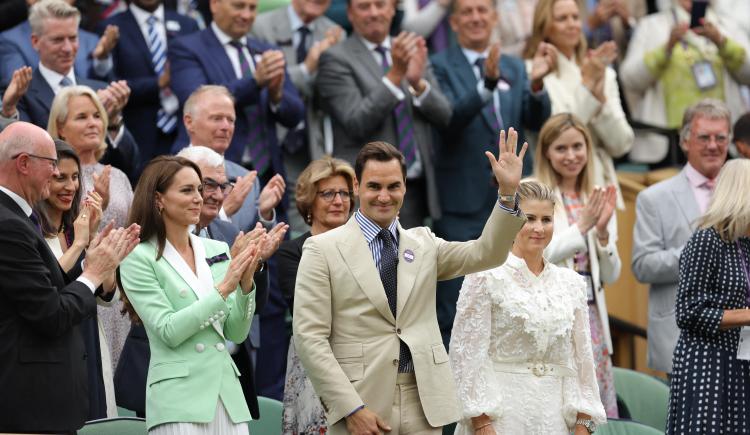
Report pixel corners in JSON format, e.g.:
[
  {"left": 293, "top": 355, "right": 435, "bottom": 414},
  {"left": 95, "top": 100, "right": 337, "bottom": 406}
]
[{"left": 119, "top": 234, "right": 255, "bottom": 429}]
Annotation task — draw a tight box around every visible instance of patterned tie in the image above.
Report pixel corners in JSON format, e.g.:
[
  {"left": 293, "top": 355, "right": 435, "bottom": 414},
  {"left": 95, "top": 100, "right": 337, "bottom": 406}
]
[
  {"left": 59, "top": 76, "right": 73, "bottom": 87},
  {"left": 147, "top": 15, "right": 177, "bottom": 134},
  {"left": 374, "top": 46, "right": 416, "bottom": 167},
  {"left": 29, "top": 211, "right": 43, "bottom": 236},
  {"left": 296, "top": 26, "right": 311, "bottom": 64},
  {"left": 229, "top": 40, "right": 271, "bottom": 175},
  {"left": 475, "top": 57, "right": 502, "bottom": 133},
  {"left": 378, "top": 228, "right": 413, "bottom": 372}
]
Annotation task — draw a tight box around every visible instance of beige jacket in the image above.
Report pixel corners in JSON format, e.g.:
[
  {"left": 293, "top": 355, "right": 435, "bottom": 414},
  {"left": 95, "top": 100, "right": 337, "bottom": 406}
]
[{"left": 293, "top": 205, "right": 524, "bottom": 431}]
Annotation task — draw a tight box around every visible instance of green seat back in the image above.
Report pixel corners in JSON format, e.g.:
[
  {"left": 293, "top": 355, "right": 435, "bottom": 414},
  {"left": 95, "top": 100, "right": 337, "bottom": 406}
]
[
  {"left": 597, "top": 419, "right": 665, "bottom": 435},
  {"left": 248, "top": 396, "right": 284, "bottom": 435},
  {"left": 79, "top": 417, "right": 147, "bottom": 435},
  {"left": 117, "top": 406, "right": 137, "bottom": 417},
  {"left": 612, "top": 367, "right": 669, "bottom": 431},
  {"left": 258, "top": 0, "right": 291, "bottom": 14}
]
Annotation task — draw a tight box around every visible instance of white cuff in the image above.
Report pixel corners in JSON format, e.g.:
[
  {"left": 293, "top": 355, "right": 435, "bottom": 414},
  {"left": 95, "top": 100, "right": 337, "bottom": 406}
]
[
  {"left": 381, "top": 77, "right": 406, "bottom": 100},
  {"left": 77, "top": 276, "right": 97, "bottom": 294}
]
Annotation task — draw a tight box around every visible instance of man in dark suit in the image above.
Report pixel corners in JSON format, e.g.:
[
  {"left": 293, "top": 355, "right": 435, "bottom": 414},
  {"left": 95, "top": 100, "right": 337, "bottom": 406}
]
[
  {"left": 0, "top": 0, "right": 118, "bottom": 87},
  {"left": 168, "top": 0, "right": 305, "bottom": 187},
  {"left": 315, "top": 0, "right": 451, "bottom": 228},
  {"left": 101, "top": 0, "right": 199, "bottom": 164},
  {"left": 0, "top": 0, "right": 141, "bottom": 181},
  {"left": 0, "top": 121, "right": 138, "bottom": 433},
  {"left": 430, "top": 0, "right": 553, "bottom": 347}
]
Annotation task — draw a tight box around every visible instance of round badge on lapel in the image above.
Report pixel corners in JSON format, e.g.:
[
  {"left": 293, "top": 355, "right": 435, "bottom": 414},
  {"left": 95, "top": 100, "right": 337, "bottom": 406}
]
[{"left": 403, "top": 249, "right": 415, "bottom": 263}]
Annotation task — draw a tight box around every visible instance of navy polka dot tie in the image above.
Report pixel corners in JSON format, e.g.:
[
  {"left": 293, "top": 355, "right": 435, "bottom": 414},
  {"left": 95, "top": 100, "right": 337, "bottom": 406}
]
[{"left": 378, "top": 229, "right": 413, "bottom": 372}]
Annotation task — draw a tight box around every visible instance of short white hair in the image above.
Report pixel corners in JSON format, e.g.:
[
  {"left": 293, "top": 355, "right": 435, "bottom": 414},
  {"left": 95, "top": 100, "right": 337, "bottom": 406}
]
[
  {"left": 177, "top": 145, "right": 225, "bottom": 169},
  {"left": 29, "top": 0, "right": 81, "bottom": 36},
  {"left": 0, "top": 133, "right": 35, "bottom": 162}
]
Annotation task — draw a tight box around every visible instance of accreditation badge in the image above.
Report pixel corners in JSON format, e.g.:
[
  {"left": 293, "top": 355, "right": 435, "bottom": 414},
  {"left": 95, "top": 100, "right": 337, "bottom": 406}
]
[
  {"left": 691, "top": 60, "right": 718, "bottom": 91},
  {"left": 737, "top": 326, "right": 750, "bottom": 360}
]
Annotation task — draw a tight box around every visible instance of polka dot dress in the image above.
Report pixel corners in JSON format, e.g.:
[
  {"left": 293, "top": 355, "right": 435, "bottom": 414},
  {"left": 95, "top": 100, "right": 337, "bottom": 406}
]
[{"left": 666, "top": 228, "right": 750, "bottom": 434}]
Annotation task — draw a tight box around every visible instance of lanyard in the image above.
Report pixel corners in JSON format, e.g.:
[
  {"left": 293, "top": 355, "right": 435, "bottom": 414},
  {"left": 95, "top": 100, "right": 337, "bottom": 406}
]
[{"left": 736, "top": 241, "right": 750, "bottom": 305}]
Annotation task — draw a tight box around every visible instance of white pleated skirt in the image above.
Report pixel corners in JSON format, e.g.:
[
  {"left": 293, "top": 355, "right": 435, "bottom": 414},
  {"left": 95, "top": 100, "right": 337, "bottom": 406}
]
[{"left": 149, "top": 400, "right": 250, "bottom": 435}]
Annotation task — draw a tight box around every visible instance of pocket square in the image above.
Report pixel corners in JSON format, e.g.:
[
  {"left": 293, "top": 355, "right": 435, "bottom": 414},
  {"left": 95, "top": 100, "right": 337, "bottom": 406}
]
[{"left": 206, "top": 253, "right": 229, "bottom": 266}]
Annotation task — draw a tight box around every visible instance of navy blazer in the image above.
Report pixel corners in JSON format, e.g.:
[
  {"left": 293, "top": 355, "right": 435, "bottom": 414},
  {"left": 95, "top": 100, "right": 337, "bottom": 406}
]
[
  {"left": 101, "top": 10, "right": 199, "bottom": 162},
  {"left": 431, "top": 46, "right": 551, "bottom": 218},
  {"left": 0, "top": 21, "right": 106, "bottom": 87},
  {"left": 0, "top": 191, "right": 96, "bottom": 433},
  {"left": 168, "top": 27, "right": 305, "bottom": 172}
]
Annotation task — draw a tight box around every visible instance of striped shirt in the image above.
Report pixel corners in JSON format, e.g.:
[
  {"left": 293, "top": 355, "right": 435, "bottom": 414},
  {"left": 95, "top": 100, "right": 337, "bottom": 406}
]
[{"left": 354, "top": 210, "right": 400, "bottom": 272}]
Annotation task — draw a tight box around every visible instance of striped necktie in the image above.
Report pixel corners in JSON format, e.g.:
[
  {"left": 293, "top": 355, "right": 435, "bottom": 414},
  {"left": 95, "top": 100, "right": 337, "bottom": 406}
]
[
  {"left": 59, "top": 76, "right": 73, "bottom": 87},
  {"left": 374, "top": 45, "right": 416, "bottom": 167},
  {"left": 147, "top": 15, "right": 177, "bottom": 133},
  {"left": 229, "top": 40, "right": 271, "bottom": 175}
]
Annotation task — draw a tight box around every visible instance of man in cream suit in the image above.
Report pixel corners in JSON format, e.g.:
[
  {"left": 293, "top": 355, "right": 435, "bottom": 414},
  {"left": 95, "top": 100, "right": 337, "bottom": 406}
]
[
  {"left": 632, "top": 99, "right": 729, "bottom": 374},
  {"left": 294, "top": 134, "right": 527, "bottom": 434}
]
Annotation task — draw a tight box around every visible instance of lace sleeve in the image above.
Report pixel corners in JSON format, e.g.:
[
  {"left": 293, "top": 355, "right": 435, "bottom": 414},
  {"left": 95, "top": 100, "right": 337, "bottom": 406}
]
[
  {"left": 449, "top": 271, "right": 503, "bottom": 420},
  {"left": 563, "top": 273, "right": 607, "bottom": 426}
]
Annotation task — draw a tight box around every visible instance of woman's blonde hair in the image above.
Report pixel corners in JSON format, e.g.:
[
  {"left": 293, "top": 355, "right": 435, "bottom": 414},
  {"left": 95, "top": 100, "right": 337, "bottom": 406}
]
[
  {"left": 523, "top": 0, "right": 587, "bottom": 62},
  {"left": 698, "top": 159, "right": 750, "bottom": 241},
  {"left": 296, "top": 156, "right": 357, "bottom": 225},
  {"left": 517, "top": 179, "right": 556, "bottom": 206},
  {"left": 47, "top": 85, "right": 109, "bottom": 161},
  {"left": 533, "top": 113, "right": 595, "bottom": 195}
]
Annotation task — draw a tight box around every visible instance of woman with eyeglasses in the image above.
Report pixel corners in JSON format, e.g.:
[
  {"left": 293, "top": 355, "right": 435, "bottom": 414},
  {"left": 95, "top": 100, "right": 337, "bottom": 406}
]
[
  {"left": 34, "top": 139, "right": 118, "bottom": 420},
  {"left": 277, "top": 156, "right": 356, "bottom": 435},
  {"left": 47, "top": 85, "right": 134, "bottom": 374}
]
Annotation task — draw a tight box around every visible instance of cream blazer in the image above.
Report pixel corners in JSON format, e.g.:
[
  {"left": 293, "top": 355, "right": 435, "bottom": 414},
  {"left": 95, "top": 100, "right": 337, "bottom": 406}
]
[
  {"left": 528, "top": 53, "right": 634, "bottom": 209},
  {"left": 544, "top": 189, "right": 621, "bottom": 353},
  {"left": 293, "top": 205, "right": 524, "bottom": 431}
]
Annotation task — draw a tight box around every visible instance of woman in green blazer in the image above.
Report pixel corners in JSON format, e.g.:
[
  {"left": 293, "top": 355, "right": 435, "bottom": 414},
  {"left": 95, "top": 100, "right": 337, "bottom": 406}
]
[{"left": 119, "top": 156, "right": 262, "bottom": 434}]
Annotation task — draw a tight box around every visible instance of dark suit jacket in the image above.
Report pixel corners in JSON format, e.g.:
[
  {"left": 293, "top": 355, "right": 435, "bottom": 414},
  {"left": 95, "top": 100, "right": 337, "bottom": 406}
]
[
  {"left": 168, "top": 27, "right": 305, "bottom": 171},
  {"left": 100, "top": 9, "right": 199, "bottom": 162},
  {"left": 315, "top": 34, "right": 452, "bottom": 219},
  {"left": 0, "top": 21, "right": 106, "bottom": 87},
  {"left": 431, "top": 47, "right": 551, "bottom": 228},
  {"left": 276, "top": 231, "right": 311, "bottom": 315},
  {"left": 0, "top": 191, "right": 96, "bottom": 433}
]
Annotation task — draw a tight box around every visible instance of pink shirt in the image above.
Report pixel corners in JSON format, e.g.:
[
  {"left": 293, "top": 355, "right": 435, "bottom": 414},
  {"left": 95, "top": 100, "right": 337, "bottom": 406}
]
[{"left": 684, "top": 163, "right": 716, "bottom": 214}]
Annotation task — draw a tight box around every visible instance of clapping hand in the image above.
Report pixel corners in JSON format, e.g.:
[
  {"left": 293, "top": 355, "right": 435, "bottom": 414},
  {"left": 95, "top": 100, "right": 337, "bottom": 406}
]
[
  {"left": 259, "top": 223, "right": 289, "bottom": 262},
  {"left": 529, "top": 42, "right": 557, "bottom": 85},
  {"left": 82, "top": 222, "right": 141, "bottom": 288},
  {"left": 223, "top": 171, "right": 257, "bottom": 217},
  {"left": 93, "top": 24, "right": 119, "bottom": 60},
  {"left": 92, "top": 165, "right": 112, "bottom": 210},
  {"left": 1, "top": 66, "right": 32, "bottom": 117},
  {"left": 258, "top": 174, "right": 286, "bottom": 221},
  {"left": 484, "top": 43, "right": 501, "bottom": 81},
  {"left": 576, "top": 185, "right": 616, "bottom": 238},
  {"left": 219, "top": 235, "right": 263, "bottom": 298},
  {"left": 485, "top": 128, "right": 528, "bottom": 197}
]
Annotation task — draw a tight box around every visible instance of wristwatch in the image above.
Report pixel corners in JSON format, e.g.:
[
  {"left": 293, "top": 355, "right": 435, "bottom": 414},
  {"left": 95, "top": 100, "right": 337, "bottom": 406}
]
[
  {"left": 576, "top": 418, "right": 596, "bottom": 433},
  {"left": 497, "top": 192, "right": 516, "bottom": 203}
]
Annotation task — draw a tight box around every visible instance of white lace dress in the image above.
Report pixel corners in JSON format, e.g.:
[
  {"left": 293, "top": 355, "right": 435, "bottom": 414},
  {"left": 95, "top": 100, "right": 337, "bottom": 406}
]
[{"left": 450, "top": 254, "right": 606, "bottom": 435}]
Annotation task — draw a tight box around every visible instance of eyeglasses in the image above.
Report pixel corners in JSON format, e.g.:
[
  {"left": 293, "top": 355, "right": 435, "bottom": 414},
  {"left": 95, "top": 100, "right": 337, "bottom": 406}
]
[
  {"left": 317, "top": 189, "right": 353, "bottom": 202},
  {"left": 202, "top": 178, "right": 234, "bottom": 195},
  {"left": 12, "top": 153, "right": 58, "bottom": 169},
  {"left": 694, "top": 133, "right": 729, "bottom": 146}
]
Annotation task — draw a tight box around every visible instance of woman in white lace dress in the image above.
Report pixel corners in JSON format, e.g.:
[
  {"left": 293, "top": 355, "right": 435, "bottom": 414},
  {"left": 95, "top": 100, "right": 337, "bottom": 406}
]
[{"left": 450, "top": 180, "right": 606, "bottom": 435}]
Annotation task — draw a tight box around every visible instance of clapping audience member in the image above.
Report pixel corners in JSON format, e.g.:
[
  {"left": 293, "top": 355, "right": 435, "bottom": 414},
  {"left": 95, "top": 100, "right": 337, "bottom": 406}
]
[
  {"left": 451, "top": 180, "right": 606, "bottom": 434},
  {"left": 666, "top": 159, "right": 750, "bottom": 434},
  {"left": 632, "top": 99, "right": 730, "bottom": 375},
  {"left": 534, "top": 113, "right": 621, "bottom": 417},
  {"left": 47, "top": 85, "right": 134, "bottom": 372},
  {"left": 100, "top": 0, "right": 199, "bottom": 165},
  {"left": 252, "top": 0, "right": 343, "bottom": 233},
  {"left": 0, "top": 0, "right": 117, "bottom": 87},
  {"left": 119, "top": 156, "right": 262, "bottom": 434},
  {"left": 277, "top": 156, "right": 355, "bottom": 434},
  {"left": 430, "top": 0, "right": 552, "bottom": 346},
  {"left": 168, "top": 0, "right": 305, "bottom": 188},
  {"left": 400, "top": 0, "right": 452, "bottom": 53},
  {"left": 580, "top": 0, "right": 645, "bottom": 59},
  {"left": 524, "top": 0, "right": 633, "bottom": 208},
  {"left": 0, "top": 121, "right": 139, "bottom": 434},
  {"left": 34, "top": 139, "right": 120, "bottom": 420},
  {"left": 619, "top": 0, "right": 750, "bottom": 164},
  {"left": 316, "top": 0, "right": 451, "bottom": 228}
]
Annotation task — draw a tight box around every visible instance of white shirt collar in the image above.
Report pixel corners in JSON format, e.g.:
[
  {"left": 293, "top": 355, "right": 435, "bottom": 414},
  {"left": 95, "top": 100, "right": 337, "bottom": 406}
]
[
  {"left": 38, "top": 62, "right": 76, "bottom": 94},
  {"left": 460, "top": 47, "right": 489, "bottom": 67},
  {"left": 129, "top": 2, "right": 165, "bottom": 27},
  {"left": 211, "top": 21, "right": 242, "bottom": 47},
  {"left": 360, "top": 35, "right": 391, "bottom": 52},
  {"left": 0, "top": 185, "right": 32, "bottom": 217},
  {"left": 287, "top": 4, "right": 306, "bottom": 32}
]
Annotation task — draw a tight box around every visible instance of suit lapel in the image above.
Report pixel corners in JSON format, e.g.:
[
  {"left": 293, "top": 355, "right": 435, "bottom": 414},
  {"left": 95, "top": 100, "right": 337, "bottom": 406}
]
[
  {"left": 450, "top": 47, "right": 497, "bottom": 132},
  {"left": 202, "top": 28, "right": 237, "bottom": 83},
  {"left": 122, "top": 11, "right": 154, "bottom": 71},
  {"left": 672, "top": 170, "right": 701, "bottom": 230},
  {"left": 336, "top": 218, "right": 396, "bottom": 324},
  {"left": 160, "top": 235, "right": 225, "bottom": 338},
  {"left": 351, "top": 35, "right": 385, "bottom": 82},
  {"left": 29, "top": 68, "right": 55, "bottom": 115},
  {"left": 396, "top": 226, "right": 422, "bottom": 314}
]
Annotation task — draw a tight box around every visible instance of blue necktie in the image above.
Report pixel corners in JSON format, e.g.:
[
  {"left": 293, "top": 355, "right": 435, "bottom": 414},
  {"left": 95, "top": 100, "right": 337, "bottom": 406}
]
[
  {"left": 378, "top": 229, "right": 413, "bottom": 372},
  {"left": 147, "top": 15, "right": 177, "bottom": 134}
]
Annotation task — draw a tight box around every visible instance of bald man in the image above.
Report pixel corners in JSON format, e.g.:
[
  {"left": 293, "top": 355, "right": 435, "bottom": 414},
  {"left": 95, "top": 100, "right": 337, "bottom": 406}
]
[{"left": 0, "top": 122, "right": 139, "bottom": 433}]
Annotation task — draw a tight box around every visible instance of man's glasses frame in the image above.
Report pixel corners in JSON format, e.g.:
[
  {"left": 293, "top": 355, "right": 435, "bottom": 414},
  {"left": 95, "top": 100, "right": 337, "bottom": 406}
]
[
  {"left": 202, "top": 177, "right": 235, "bottom": 195},
  {"left": 12, "top": 153, "right": 58, "bottom": 169}
]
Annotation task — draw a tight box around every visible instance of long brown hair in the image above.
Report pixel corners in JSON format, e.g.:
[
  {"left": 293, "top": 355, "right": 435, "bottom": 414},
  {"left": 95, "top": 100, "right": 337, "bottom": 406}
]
[{"left": 533, "top": 113, "right": 595, "bottom": 196}]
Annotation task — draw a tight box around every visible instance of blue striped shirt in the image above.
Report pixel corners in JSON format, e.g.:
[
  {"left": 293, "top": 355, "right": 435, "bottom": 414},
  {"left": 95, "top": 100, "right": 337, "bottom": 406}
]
[{"left": 354, "top": 210, "right": 399, "bottom": 272}]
